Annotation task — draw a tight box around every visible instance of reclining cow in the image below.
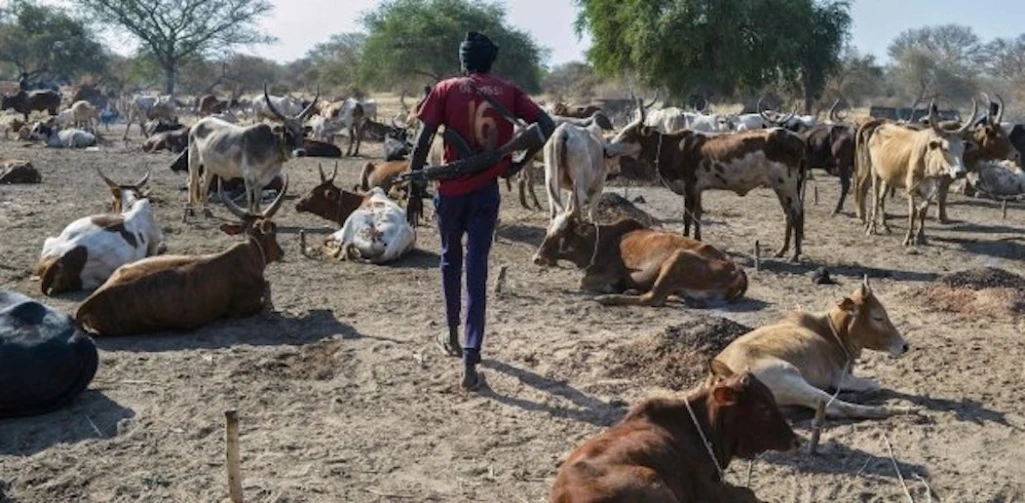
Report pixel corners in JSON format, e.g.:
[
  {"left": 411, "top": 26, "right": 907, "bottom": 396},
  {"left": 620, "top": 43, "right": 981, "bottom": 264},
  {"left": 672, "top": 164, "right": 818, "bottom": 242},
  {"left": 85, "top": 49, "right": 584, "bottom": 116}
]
[
  {"left": 75, "top": 179, "right": 288, "bottom": 336},
  {"left": 36, "top": 170, "right": 163, "bottom": 296},
  {"left": 322, "top": 187, "right": 416, "bottom": 264},
  {"left": 533, "top": 214, "right": 747, "bottom": 306},
  {"left": 295, "top": 164, "right": 368, "bottom": 226},
  {"left": 143, "top": 127, "right": 189, "bottom": 153},
  {"left": 1, "top": 290, "right": 98, "bottom": 418},
  {"left": 28, "top": 121, "right": 97, "bottom": 148},
  {"left": 550, "top": 362, "right": 798, "bottom": 503},
  {"left": 714, "top": 278, "right": 915, "bottom": 419}
]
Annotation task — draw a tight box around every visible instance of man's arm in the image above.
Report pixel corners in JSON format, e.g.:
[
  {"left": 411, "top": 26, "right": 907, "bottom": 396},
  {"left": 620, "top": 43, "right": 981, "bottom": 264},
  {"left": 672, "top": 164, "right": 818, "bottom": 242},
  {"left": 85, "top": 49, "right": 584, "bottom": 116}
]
[
  {"left": 406, "top": 121, "right": 438, "bottom": 226},
  {"left": 507, "top": 92, "right": 556, "bottom": 177}
]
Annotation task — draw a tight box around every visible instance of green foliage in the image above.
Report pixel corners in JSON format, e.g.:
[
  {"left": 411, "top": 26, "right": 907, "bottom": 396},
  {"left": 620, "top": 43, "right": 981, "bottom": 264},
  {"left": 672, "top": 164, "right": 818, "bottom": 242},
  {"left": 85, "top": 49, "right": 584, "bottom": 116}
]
[
  {"left": 303, "top": 32, "right": 366, "bottom": 91},
  {"left": 574, "top": 0, "right": 851, "bottom": 106},
  {"left": 0, "top": 0, "right": 108, "bottom": 81},
  {"left": 358, "top": 0, "right": 546, "bottom": 93}
]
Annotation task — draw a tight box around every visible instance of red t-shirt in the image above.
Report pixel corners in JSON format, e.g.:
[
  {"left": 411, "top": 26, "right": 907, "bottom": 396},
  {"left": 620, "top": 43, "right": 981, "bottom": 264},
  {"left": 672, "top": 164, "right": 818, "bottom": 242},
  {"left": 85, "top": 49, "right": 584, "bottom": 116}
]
[{"left": 417, "top": 73, "right": 542, "bottom": 197}]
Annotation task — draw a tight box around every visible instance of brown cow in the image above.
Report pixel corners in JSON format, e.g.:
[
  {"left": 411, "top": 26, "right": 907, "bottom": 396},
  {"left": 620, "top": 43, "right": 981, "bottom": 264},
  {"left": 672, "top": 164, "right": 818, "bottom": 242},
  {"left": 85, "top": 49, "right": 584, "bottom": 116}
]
[
  {"left": 1, "top": 89, "right": 60, "bottom": 121},
  {"left": 197, "top": 94, "right": 226, "bottom": 116},
  {"left": 143, "top": 128, "right": 189, "bottom": 153},
  {"left": 533, "top": 214, "right": 747, "bottom": 306},
  {"left": 358, "top": 159, "right": 408, "bottom": 195},
  {"left": 552, "top": 102, "right": 603, "bottom": 119},
  {"left": 295, "top": 164, "right": 368, "bottom": 225},
  {"left": 75, "top": 178, "right": 288, "bottom": 336},
  {"left": 549, "top": 362, "right": 799, "bottom": 503}
]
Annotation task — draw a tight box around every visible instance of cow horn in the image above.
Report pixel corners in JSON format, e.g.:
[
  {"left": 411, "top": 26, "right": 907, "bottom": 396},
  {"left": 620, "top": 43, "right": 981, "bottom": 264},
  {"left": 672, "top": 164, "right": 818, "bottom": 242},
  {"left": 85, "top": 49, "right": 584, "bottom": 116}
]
[
  {"left": 928, "top": 100, "right": 942, "bottom": 134},
  {"left": 980, "top": 92, "right": 993, "bottom": 125},
  {"left": 643, "top": 90, "right": 659, "bottom": 110},
  {"left": 863, "top": 274, "right": 871, "bottom": 291},
  {"left": 261, "top": 175, "right": 289, "bottom": 220},
  {"left": 956, "top": 98, "right": 977, "bottom": 135},
  {"left": 330, "top": 161, "right": 338, "bottom": 183},
  {"left": 318, "top": 163, "right": 327, "bottom": 183},
  {"left": 995, "top": 93, "right": 1005, "bottom": 124},
  {"left": 635, "top": 97, "right": 647, "bottom": 124},
  {"left": 263, "top": 83, "right": 287, "bottom": 121},
  {"left": 757, "top": 96, "right": 772, "bottom": 123},
  {"left": 96, "top": 167, "right": 118, "bottom": 189},
  {"left": 219, "top": 178, "right": 251, "bottom": 220},
  {"left": 298, "top": 87, "right": 320, "bottom": 120},
  {"left": 134, "top": 171, "right": 150, "bottom": 188},
  {"left": 827, "top": 98, "right": 840, "bottom": 122},
  {"left": 777, "top": 107, "right": 796, "bottom": 126}
]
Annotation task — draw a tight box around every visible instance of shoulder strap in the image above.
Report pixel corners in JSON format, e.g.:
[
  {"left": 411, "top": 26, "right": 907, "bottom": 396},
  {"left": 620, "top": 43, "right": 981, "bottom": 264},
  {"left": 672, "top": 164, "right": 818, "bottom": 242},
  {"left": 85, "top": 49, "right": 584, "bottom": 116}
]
[{"left": 464, "top": 77, "right": 527, "bottom": 128}]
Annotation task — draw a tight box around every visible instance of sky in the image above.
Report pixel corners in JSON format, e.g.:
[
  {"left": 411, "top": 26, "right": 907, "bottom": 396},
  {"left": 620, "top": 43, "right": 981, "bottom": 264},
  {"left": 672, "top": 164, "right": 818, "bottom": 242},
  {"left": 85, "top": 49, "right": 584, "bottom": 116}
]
[{"left": 243, "top": 0, "right": 1025, "bottom": 66}]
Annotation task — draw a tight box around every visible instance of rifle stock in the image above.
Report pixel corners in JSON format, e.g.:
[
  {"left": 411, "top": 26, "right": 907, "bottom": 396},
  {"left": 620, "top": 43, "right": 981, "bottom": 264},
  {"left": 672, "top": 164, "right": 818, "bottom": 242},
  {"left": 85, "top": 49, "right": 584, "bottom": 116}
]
[{"left": 400, "top": 123, "right": 546, "bottom": 182}]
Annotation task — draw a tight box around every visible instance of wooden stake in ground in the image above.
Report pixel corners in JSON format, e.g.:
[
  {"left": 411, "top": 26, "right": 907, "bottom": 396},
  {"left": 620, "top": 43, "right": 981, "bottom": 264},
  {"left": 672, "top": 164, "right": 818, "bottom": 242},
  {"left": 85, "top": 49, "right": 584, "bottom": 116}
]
[
  {"left": 807, "top": 400, "right": 827, "bottom": 454},
  {"left": 225, "top": 410, "right": 244, "bottom": 503},
  {"left": 1002, "top": 200, "right": 1008, "bottom": 220},
  {"left": 299, "top": 230, "right": 308, "bottom": 258},
  {"left": 814, "top": 184, "right": 819, "bottom": 205},
  {"left": 494, "top": 264, "right": 508, "bottom": 294},
  {"left": 754, "top": 240, "right": 761, "bottom": 272}
]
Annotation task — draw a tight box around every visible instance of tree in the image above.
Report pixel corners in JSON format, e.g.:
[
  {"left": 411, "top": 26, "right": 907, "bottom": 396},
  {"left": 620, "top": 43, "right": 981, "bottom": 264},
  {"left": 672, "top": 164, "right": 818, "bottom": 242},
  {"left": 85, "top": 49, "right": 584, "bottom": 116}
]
[
  {"left": 303, "top": 32, "right": 365, "bottom": 91},
  {"left": 888, "top": 24, "right": 985, "bottom": 107},
  {"left": 574, "top": 0, "right": 851, "bottom": 109},
  {"left": 542, "top": 61, "right": 600, "bottom": 101},
  {"left": 77, "top": 0, "right": 275, "bottom": 95},
  {"left": 358, "top": 0, "right": 547, "bottom": 93},
  {"left": 824, "top": 48, "right": 884, "bottom": 107},
  {"left": 0, "top": 0, "right": 108, "bottom": 82}
]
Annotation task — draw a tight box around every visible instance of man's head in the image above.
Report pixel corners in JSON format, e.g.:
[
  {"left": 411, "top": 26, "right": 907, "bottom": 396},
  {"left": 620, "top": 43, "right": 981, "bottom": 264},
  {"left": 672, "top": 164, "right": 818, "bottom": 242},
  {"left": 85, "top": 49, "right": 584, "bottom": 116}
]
[{"left": 460, "top": 31, "right": 499, "bottom": 74}]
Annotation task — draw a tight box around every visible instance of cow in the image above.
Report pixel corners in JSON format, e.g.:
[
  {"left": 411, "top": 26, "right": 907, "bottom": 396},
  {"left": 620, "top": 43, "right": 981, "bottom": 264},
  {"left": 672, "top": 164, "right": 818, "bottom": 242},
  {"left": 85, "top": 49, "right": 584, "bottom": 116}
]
[
  {"left": 122, "top": 95, "right": 177, "bottom": 140},
  {"left": 197, "top": 94, "right": 226, "bottom": 116},
  {"left": 1, "top": 290, "right": 99, "bottom": 418},
  {"left": 143, "top": 127, "right": 189, "bottom": 154},
  {"left": 302, "top": 138, "right": 342, "bottom": 158},
  {"left": 643, "top": 106, "right": 732, "bottom": 133},
  {"left": 317, "top": 97, "right": 377, "bottom": 156},
  {"left": 714, "top": 278, "right": 915, "bottom": 419},
  {"left": 75, "top": 180, "right": 287, "bottom": 336},
  {"left": 65, "top": 100, "right": 100, "bottom": 130},
  {"left": 551, "top": 102, "right": 603, "bottom": 119},
  {"left": 148, "top": 119, "right": 184, "bottom": 135},
  {"left": 358, "top": 160, "right": 408, "bottom": 195},
  {"left": 802, "top": 122, "right": 856, "bottom": 214},
  {"left": 966, "top": 159, "right": 1025, "bottom": 197},
  {"left": 608, "top": 100, "right": 807, "bottom": 261},
  {"left": 0, "top": 159, "right": 40, "bottom": 184},
  {"left": 28, "top": 122, "right": 97, "bottom": 148},
  {"left": 1006, "top": 122, "right": 1025, "bottom": 161},
  {"left": 295, "top": 164, "right": 367, "bottom": 225},
  {"left": 183, "top": 83, "right": 317, "bottom": 219},
  {"left": 854, "top": 101, "right": 975, "bottom": 245},
  {"left": 549, "top": 362, "right": 798, "bottom": 503},
  {"left": 533, "top": 214, "right": 747, "bottom": 307},
  {"left": 253, "top": 92, "right": 302, "bottom": 121},
  {"left": 323, "top": 187, "right": 416, "bottom": 264},
  {"left": 1, "top": 89, "right": 60, "bottom": 121},
  {"left": 36, "top": 169, "right": 163, "bottom": 296},
  {"left": 360, "top": 118, "right": 405, "bottom": 142},
  {"left": 72, "top": 84, "right": 111, "bottom": 110},
  {"left": 383, "top": 128, "right": 411, "bottom": 161},
  {"left": 543, "top": 121, "right": 623, "bottom": 221}
]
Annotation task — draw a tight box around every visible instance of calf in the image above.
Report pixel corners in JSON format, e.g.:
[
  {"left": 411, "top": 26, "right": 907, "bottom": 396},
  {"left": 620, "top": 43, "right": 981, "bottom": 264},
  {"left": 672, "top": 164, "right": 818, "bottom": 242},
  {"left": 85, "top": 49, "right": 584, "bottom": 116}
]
[
  {"left": 533, "top": 214, "right": 747, "bottom": 306},
  {"left": 143, "top": 127, "right": 189, "bottom": 153},
  {"left": 359, "top": 160, "right": 408, "bottom": 195},
  {"left": 28, "top": 122, "right": 97, "bottom": 148},
  {"left": 543, "top": 121, "right": 623, "bottom": 221},
  {"left": 325, "top": 187, "right": 415, "bottom": 264},
  {"left": 550, "top": 362, "right": 798, "bottom": 503},
  {"left": 295, "top": 164, "right": 367, "bottom": 225},
  {"left": 302, "top": 138, "right": 342, "bottom": 158},
  {"left": 1, "top": 290, "right": 98, "bottom": 418},
  {"left": 608, "top": 101, "right": 807, "bottom": 261},
  {"left": 68, "top": 100, "right": 100, "bottom": 130},
  {"left": 36, "top": 170, "right": 163, "bottom": 295},
  {"left": 0, "top": 159, "right": 40, "bottom": 184},
  {"left": 715, "top": 278, "right": 914, "bottom": 419},
  {"left": 75, "top": 179, "right": 288, "bottom": 336},
  {"left": 1, "top": 89, "right": 60, "bottom": 121}
]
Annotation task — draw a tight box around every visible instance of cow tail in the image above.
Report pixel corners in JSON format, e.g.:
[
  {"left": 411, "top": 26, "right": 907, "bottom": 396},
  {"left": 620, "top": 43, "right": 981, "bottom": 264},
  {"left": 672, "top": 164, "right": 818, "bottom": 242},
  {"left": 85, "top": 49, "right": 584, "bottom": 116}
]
[
  {"left": 853, "top": 123, "right": 874, "bottom": 221},
  {"left": 544, "top": 128, "right": 566, "bottom": 216},
  {"left": 37, "top": 256, "right": 61, "bottom": 296},
  {"left": 359, "top": 162, "right": 374, "bottom": 191}
]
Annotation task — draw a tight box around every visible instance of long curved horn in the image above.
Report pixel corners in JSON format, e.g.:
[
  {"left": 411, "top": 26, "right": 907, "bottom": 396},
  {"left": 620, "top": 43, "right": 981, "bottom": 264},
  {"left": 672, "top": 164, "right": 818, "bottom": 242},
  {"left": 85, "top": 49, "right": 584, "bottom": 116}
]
[
  {"left": 996, "top": 93, "right": 1005, "bottom": 124},
  {"left": 318, "top": 163, "right": 327, "bottom": 183},
  {"left": 298, "top": 87, "right": 320, "bottom": 120},
  {"left": 263, "top": 82, "right": 286, "bottom": 121},
  {"left": 219, "top": 178, "right": 251, "bottom": 219},
  {"left": 134, "top": 171, "right": 150, "bottom": 188},
  {"left": 261, "top": 174, "right": 289, "bottom": 220},
  {"left": 330, "top": 161, "right": 338, "bottom": 183},
  {"left": 777, "top": 107, "right": 797, "bottom": 126},
  {"left": 96, "top": 167, "right": 118, "bottom": 189},
  {"left": 827, "top": 98, "right": 840, "bottom": 122},
  {"left": 757, "top": 96, "right": 774, "bottom": 124},
  {"left": 643, "top": 90, "right": 659, "bottom": 110},
  {"left": 980, "top": 92, "right": 993, "bottom": 125},
  {"left": 636, "top": 97, "right": 647, "bottom": 124},
  {"left": 399, "top": 90, "right": 408, "bottom": 111},
  {"left": 956, "top": 98, "right": 977, "bottom": 135}
]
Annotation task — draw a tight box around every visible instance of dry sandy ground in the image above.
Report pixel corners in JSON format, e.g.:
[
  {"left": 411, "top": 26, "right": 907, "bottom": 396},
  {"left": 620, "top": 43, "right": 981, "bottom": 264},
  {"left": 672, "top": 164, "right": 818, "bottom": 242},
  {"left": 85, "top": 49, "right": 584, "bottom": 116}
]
[{"left": 1, "top": 120, "right": 1024, "bottom": 503}]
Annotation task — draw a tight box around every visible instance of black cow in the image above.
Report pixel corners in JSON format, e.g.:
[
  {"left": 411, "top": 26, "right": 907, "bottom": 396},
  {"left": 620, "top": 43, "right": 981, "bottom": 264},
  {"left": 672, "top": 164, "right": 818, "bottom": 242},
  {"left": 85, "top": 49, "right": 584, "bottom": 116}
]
[
  {"left": 1, "top": 89, "right": 60, "bottom": 121},
  {"left": 801, "top": 123, "right": 856, "bottom": 215},
  {"left": 1007, "top": 124, "right": 1025, "bottom": 161},
  {"left": 1, "top": 290, "right": 98, "bottom": 418}
]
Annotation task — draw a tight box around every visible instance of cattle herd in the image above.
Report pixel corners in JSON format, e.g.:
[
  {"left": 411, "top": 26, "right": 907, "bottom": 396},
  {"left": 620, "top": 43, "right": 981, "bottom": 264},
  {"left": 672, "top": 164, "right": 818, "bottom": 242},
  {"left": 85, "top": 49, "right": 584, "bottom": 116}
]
[{"left": 2, "top": 79, "right": 1025, "bottom": 502}]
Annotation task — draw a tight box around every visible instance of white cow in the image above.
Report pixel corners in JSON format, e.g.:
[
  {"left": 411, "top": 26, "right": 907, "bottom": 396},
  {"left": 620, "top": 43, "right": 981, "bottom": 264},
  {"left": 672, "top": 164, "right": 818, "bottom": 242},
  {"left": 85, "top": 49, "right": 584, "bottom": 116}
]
[
  {"left": 35, "top": 170, "right": 164, "bottom": 295},
  {"left": 28, "top": 122, "right": 96, "bottom": 148},
  {"left": 543, "top": 121, "right": 624, "bottom": 222},
  {"left": 332, "top": 187, "right": 415, "bottom": 264},
  {"left": 254, "top": 93, "right": 302, "bottom": 122},
  {"left": 123, "top": 94, "right": 176, "bottom": 139},
  {"left": 642, "top": 107, "right": 731, "bottom": 133}
]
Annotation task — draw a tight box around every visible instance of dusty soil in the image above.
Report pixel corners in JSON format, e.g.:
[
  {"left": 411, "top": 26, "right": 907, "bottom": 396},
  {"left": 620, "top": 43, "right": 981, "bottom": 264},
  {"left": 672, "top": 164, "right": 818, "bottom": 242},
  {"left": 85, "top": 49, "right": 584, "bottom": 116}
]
[{"left": 2, "top": 115, "right": 1025, "bottom": 503}]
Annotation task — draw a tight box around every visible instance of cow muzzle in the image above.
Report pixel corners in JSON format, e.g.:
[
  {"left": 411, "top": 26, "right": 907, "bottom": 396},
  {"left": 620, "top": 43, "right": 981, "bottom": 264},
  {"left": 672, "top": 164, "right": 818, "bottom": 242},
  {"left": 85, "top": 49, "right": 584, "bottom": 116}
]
[
  {"left": 293, "top": 149, "right": 307, "bottom": 158},
  {"left": 532, "top": 253, "right": 553, "bottom": 267},
  {"left": 889, "top": 339, "right": 910, "bottom": 358}
]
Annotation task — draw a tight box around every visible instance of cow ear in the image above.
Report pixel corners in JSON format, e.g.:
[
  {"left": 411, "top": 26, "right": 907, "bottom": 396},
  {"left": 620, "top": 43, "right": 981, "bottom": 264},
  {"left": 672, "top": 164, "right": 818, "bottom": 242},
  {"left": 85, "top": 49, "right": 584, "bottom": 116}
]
[
  {"left": 709, "top": 359, "right": 734, "bottom": 379},
  {"left": 838, "top": 297, "right": 857, "bottom": 314},
  {"left": 712, "top": 384, "right": 737, "bottom": 406},
  {"left": 220, "top": 222, "right": 244, "bottom": 235}
]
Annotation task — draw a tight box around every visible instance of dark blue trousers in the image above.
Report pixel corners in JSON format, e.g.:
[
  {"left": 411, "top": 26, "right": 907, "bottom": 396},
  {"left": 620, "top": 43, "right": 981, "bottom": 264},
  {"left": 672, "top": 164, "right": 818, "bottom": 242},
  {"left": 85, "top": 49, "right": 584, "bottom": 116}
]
[{"left": 434, "top": 182, "right": 500, "bottom": 365}]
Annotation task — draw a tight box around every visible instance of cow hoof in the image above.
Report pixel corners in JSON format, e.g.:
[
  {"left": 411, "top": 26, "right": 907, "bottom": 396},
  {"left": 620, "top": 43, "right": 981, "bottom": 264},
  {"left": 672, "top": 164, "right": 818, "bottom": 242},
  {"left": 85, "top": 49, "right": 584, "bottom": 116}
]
[
  {"left": 916, "top": 235, "right": 928, "bottom": 245},
  {"left": 773, "top": 249, "right": 787, "bottom": 259},
  {"left": 789, "top": 254, "right": 801, "bottom": 263},
  {"left": 939, "top": 217, "right": 950, "bottom": 225},
  {"left": 882, "top": 225, "right": 892, "bottom": 234}
]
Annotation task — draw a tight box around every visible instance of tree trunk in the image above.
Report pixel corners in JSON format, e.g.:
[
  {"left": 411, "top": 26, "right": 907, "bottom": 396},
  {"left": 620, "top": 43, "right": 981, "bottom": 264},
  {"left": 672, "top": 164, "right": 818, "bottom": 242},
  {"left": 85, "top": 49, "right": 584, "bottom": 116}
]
[{"left": 163, "top": 60, "right": 176, "bottom": 96}]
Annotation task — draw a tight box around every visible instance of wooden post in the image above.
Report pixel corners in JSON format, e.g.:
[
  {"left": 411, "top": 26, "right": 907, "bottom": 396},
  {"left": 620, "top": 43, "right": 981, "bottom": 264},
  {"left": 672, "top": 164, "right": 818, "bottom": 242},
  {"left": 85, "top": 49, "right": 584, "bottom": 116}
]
[
  {"left": 807, "top": 400, "right": 827, "bottom": 454},
  {"left": 299, "top": 230, "right": 307, "bottom": 258},
  {"left": 225, "top": 410, "right": 243, "bottom": 503},
  {"left": 494, "top": 265, "right": 508, "bottom": 294},
  {"left": 813, "top": 184, "right": 819, "bottom": 205},
  {"left": 1002, "top": 200, "right": 1008, "bottom": 220},
  {"left": 754, "top": 240, "right": 761, "bottom": 273}
]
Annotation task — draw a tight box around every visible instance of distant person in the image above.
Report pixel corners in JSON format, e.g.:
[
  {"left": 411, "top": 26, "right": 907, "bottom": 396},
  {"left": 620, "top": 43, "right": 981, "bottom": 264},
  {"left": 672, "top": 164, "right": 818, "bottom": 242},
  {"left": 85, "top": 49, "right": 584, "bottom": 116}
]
[{"left": 406, "top": 31, "right": 554, "bottom": 391}]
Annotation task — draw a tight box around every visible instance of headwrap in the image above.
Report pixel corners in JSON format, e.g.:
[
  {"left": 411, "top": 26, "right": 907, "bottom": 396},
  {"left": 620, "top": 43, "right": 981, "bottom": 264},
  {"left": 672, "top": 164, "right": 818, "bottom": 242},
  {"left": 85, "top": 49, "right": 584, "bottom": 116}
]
[{"left": 459, "top": 31, "right": 499, "bottom": 74}]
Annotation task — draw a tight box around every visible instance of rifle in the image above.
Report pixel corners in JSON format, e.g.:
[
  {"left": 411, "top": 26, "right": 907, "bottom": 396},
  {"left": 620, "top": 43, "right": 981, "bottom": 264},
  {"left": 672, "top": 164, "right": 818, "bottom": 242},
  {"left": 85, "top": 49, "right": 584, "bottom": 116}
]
[{"left": 398, "top": 122, "right": 546, "bottom": 183}]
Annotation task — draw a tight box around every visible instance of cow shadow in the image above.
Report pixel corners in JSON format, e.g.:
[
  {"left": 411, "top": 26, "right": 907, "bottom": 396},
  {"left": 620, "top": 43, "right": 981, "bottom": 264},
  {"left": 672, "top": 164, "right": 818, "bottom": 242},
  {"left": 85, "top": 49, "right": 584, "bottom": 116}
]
[
  {"left": 496, "top": 223, "right": 546, "bottom": 248},
  {"left": 94, "top": 308, "right": 380, "bottom": 352},
  {"left": 940, "top": 221, "right": 1025, "bottom": 235},
  {"left": 748, "top": 259, "right": 939, "bottom": 283},
  {"left": 0, "top": 391, "right": 134, "bottom": 457},
  {"left": 480, "top": 360, "right": 626, "bottom": 428},
  {"left": 931, "top": 235, "right": 1025, "bottom": 262},
  {"left": 761, "top": 439, "right": 929, "bottom": 479},
  {"left": 875, "top": 389, "right": 1015, "bottom": 429},
  {"left": 390, "top": 248, "right": 440, "bottom": 270}
]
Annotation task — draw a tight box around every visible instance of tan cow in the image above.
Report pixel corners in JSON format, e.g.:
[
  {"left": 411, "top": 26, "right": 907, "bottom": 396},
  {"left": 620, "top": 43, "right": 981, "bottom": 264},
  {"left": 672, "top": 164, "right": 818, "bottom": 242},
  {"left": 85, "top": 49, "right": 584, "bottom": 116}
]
[
  {"left": 533, "top": 214, "right": 747, "bottom": 307},
  {"left": 714, "top": 278, "right": 914, "bottom": 419},
  {"left": 358, "top": 159, "right": 407, "bottom": 195}
]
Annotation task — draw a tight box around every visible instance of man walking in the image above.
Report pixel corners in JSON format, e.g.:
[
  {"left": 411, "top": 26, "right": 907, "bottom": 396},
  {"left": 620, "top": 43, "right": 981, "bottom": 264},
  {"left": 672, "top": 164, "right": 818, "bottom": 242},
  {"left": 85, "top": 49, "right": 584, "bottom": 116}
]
[{"left": 406, "top": 31, "right": 554, "bottom": 391}]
